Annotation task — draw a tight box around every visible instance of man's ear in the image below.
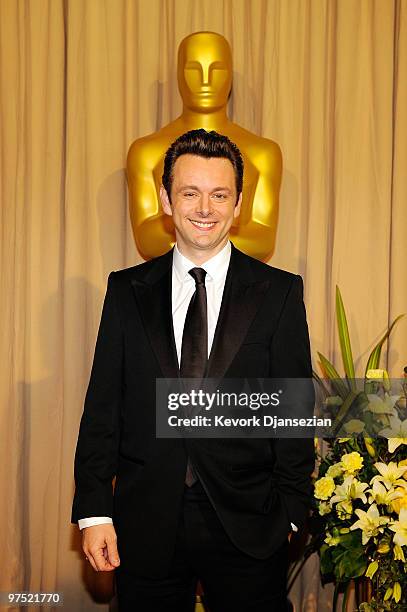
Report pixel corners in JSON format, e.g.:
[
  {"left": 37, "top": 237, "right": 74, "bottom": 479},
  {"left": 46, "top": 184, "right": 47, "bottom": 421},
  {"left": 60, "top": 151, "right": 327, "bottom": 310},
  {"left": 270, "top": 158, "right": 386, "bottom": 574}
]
[
  {"left": 234, "top": 192, "right": 242, "bottom": 218},
  {"left": 160, "top": 185, "right": 172, "bottom": 216}
]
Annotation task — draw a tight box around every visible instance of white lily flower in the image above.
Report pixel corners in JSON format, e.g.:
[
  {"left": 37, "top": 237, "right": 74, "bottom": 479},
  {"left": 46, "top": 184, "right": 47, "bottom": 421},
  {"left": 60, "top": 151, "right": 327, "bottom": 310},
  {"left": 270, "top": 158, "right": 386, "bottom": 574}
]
[
  {"left": 367, "top": 480, "right": 405, "bottom": 506},
  {"left": 379, "top": 416, "right": 407, "bottom": 453},
  {"left": 350, "top": 504, "right": 390, "bottom": 545},
  {"left": 389, "top": 507, "right": 407, "bottom": 548},
  {"left": 331, "top": 475, "right": 369, "bottom": 505},
  {"left": 364, "top": 393, "right": 399, "bottom": 416},
  {"left": 371, "top": 462, "right": 407, "bottom": 490}
]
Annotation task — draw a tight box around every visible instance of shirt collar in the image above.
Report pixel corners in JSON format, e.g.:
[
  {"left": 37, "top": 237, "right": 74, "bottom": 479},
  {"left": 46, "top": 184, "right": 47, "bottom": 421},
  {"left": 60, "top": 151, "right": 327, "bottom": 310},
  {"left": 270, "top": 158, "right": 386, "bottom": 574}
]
[{"left": 173, "top": 241, "right": 231, "bottom": 283}]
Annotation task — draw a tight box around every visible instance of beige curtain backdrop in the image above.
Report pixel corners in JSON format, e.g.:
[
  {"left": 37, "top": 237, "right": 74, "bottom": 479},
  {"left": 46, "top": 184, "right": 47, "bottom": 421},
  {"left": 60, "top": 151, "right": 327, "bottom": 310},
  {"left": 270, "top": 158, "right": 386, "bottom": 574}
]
[{"left": 1, "top": 0, "right": 406, "bottom": 610}]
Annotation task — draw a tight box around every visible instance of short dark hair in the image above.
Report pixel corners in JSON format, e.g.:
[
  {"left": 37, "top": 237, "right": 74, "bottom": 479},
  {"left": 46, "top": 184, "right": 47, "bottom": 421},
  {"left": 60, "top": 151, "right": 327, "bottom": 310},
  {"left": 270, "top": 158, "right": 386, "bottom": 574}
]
[{"left": 162, "top": 128, "right": 244, "bottom": 201}]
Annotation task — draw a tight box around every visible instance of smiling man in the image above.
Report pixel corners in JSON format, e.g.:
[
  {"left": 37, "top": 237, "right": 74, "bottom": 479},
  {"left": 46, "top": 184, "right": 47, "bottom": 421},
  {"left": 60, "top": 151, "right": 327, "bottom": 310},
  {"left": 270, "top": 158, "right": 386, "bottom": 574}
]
[{"left": 71, "top": 129, "right": 314, "bottom": 612}]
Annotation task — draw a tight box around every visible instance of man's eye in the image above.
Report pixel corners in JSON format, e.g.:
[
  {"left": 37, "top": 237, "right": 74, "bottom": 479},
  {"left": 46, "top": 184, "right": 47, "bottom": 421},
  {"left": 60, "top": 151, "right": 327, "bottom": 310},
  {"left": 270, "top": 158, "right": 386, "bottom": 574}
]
[
  {"left": 183, "top": 192, "right": 197, "bottom": 198},
  {"left": 213, "top": 193, "right": 227, "bottom": 200}
]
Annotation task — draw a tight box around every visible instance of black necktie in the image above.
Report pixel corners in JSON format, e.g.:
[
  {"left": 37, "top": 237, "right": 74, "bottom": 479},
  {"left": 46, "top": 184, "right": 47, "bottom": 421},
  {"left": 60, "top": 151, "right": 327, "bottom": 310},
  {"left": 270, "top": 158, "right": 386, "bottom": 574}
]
[
  {"left": 180, "top": 267, "right": 208, "bottom": 378},
  {"left": 180, "top": 267, "right": 207, "bottom": 486}
]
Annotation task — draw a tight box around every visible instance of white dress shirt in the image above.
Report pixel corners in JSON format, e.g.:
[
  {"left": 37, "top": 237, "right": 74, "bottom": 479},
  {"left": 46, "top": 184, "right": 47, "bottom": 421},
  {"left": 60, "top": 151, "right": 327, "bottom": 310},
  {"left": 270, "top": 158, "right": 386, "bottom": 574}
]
[{"left": 78, "top": 240, "right": 296, "bottom": 532}]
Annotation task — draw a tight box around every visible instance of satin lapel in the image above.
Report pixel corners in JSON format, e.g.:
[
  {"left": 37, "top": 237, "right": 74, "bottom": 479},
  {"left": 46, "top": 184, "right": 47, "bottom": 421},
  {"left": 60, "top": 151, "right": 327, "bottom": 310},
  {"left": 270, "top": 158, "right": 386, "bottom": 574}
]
[
  {"left": 206, "top": 245, "right": 270, "bottom": 379},
  {"left": 130, "top": 250, "right": 179, "bottom": 379}
]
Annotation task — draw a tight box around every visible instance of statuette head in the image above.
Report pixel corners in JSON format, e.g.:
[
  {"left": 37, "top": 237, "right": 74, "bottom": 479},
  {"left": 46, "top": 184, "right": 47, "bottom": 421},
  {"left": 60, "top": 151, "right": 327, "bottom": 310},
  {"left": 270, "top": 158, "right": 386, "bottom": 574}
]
[{"left": 178, "top": 32, "right": 232, "bottom": 112}]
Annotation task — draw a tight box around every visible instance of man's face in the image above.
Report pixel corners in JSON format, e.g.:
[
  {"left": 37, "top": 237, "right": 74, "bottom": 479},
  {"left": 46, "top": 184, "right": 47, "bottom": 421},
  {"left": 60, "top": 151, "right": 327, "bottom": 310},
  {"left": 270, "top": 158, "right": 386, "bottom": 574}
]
[{"left": 161, "top": 154, "right": 241, "bottom": 261}]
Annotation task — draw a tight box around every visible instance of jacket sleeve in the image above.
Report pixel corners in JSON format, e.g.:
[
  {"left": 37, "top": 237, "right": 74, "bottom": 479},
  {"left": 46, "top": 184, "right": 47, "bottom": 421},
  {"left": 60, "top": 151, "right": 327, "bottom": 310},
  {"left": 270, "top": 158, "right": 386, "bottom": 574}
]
[
  {"left": 71, "top": 271, "right": 123, "bottom": 523},
  {"left": 269, "top": 274, "right": 315, "bottom": 530}
]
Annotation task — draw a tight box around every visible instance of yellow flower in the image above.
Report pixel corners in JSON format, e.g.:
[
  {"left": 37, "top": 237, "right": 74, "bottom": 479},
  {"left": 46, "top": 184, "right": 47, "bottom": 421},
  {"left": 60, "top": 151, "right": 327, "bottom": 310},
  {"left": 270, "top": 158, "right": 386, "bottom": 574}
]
[
  {"left": 326, "top": 463, "right": 343, "bottom": 479},
  {"left": 393, "top": 582, "right": 401, "bottom": 603},
  {"left": 336, "top": 500, "right": 353, "bottom": 520},
  {"left": 324, "top": 532, "right": 341, "bottom": 547},
  {"left": 366, "top": 368, "right": 387, "bottom": 379},
  {"left": 377, "top": 541, "right": 390, "bottom": 554},
  {"left": 341, "top": 451, "right": 363, "bottom": 474},
  {"left": 383, "top": 581, "right": 402, "bottom": 603},
  {"left": 391, "top": 486, "right": 407, "bottom": 514},
  {"left": 364, "top": 437, "right": 376, "bottom": 458},
  {"left": 389, "top": 507, "right": 407, "bottom": 547},
  {"left": 366, "top": 368, "right": 391, "bottom": 391},
  {"left": 365, "top": 560, "right": 378, "bottom": 579},
  {"left": 350, "top": 504, "right": 390, "bottom": 545},
  {"left": 314, "top": 476, "right": 335, "bottom": 500},
  {"left": 384, "top": 587, "right": 393, "bottom": 601},
  {"left": 318, "top": 501, "right": 331, "bottom": 516}
]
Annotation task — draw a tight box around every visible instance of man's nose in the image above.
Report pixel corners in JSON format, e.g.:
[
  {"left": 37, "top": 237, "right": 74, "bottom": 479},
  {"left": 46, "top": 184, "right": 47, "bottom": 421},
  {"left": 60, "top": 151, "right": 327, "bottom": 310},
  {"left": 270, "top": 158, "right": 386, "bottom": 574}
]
[{"left": 196, "top": 193, "right": 213, "bottom": 215}]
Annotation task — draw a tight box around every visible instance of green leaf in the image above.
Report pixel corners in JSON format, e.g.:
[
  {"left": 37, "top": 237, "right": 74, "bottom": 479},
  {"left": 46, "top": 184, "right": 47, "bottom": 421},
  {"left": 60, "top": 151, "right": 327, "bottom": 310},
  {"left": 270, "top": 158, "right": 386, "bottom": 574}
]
[
  {"left": 333, "top": 391, "right": 361, "bottom": 437},
  {"left": 364, "top": 314, "right": 405, "bottom": 375},
  {"left": 320, "top": 544, "right": 334, "bottom": 576},
  {"left": 312, "top": 369, "right": 331, "bottom": 395},
  {"left": 336, "top": 286, "right": 356, "bottom": 389},
  {"left": 317, "top": 352, "right": 349, "bottom": 399},
  {"left": 336, "top": 544, "right": 366, "bottom": 580}
]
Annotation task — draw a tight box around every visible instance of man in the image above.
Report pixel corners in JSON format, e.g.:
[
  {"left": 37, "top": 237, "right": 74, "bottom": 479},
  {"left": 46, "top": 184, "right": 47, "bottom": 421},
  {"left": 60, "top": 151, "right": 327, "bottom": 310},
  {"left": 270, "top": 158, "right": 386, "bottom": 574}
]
[{"left": 71, "top": 129, "right": 315, "bottom": 611}]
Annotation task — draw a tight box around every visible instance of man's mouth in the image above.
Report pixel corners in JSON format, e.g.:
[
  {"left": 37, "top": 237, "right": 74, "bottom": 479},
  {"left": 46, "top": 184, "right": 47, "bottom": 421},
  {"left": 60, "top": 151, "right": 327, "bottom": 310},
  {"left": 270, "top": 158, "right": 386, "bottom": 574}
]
[{"left": 189, "top": 219, "right": 217, "bottom": 230}]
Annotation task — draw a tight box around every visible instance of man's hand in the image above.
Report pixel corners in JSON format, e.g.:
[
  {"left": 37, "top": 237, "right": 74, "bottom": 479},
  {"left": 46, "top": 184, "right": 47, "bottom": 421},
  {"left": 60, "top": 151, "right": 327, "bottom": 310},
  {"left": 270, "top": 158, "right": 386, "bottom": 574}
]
[
  {"left": 82, "top": 524, "right": 120, "bottom": 572},
  {"left": 288, "top": 532, "right": 292, "bottom": 542}
]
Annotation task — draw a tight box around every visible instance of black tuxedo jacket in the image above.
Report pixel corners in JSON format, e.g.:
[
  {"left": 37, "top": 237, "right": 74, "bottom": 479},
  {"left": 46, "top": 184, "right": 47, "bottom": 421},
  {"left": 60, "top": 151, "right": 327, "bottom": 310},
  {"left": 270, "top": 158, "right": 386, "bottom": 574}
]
[{"left": 71, "top": 243, "right": 315, "bottom": 578}]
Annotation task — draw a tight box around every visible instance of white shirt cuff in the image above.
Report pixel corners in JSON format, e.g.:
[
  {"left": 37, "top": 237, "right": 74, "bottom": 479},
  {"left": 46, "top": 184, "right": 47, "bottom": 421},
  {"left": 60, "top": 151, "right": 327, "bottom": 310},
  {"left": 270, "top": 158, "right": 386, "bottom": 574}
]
[
  {"left": 78, "top": 516, "right": 113, "bottom": 530},
  {"left": 290, "top": 522, "right": 298, "bottom": 532}
]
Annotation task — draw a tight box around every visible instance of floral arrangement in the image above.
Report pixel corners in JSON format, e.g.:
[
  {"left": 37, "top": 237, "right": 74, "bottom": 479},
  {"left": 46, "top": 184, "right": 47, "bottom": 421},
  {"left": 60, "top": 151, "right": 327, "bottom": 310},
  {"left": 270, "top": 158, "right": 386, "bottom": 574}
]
[{"left": 312, "top": 287, "right": 407, "bottom": 611}]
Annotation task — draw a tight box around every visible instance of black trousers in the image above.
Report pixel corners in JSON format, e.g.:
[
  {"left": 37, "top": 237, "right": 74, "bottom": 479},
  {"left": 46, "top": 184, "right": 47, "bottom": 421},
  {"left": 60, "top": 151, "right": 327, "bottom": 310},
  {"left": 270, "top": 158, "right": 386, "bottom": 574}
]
[{"left": 115, "top": 479, "right": 289, "bottom": 612}]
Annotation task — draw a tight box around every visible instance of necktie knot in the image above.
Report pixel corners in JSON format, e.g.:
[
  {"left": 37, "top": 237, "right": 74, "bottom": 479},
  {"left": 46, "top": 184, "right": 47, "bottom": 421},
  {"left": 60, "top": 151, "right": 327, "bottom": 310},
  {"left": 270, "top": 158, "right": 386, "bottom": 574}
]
[{"left": 188, "top": 267, "right": 207, "bottom": 286}]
